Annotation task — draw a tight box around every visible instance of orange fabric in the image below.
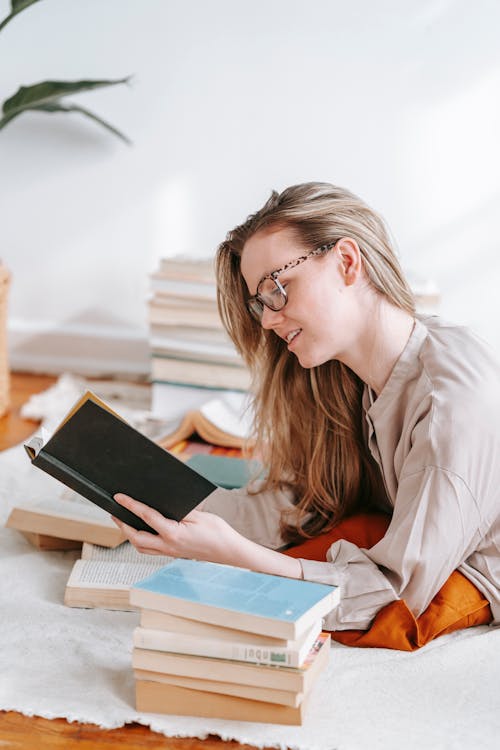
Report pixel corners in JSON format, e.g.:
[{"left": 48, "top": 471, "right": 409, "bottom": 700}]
[{"left": 284, "top": 512, "right": 492, "bottom": 651}]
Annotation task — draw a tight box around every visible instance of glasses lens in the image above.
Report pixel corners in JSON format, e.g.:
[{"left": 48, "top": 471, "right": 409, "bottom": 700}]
[
  {"left": 258, "top": 277, "right": 286, "bottom": 311},
  {"left": 247, "top": 298, "right": 264, "bottom": 321}
]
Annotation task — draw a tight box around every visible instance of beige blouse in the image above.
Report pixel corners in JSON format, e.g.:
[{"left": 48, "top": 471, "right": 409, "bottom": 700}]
[{"left": 201, "top": 317, "right": 500, "bottom": 631}]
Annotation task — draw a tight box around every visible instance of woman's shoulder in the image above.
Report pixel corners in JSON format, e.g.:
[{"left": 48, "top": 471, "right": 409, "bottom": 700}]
[{"left": 418, "top": 316, "right": 500, "bottom": 394}]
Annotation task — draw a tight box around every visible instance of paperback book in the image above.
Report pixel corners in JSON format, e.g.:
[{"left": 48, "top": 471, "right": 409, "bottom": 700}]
[
  {"left": 132, "top": 631, "right": 331, "bottom": 693},
  {"left": 129, "top": 558, "right": 339, "bottom": 640},
  {"left": 132, "top": 618, "right": 322, "bottom": 668}
]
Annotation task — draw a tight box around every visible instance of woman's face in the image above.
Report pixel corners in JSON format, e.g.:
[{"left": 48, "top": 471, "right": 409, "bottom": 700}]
[{"left": 240, "top": 225, "right": 362, "bottom": 369}]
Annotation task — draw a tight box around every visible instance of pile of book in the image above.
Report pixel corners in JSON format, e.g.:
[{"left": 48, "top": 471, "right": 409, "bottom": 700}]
[
  {"left": 130, "top": 559, "right": 338, "bottom": 725},
  {"left": 148, "top": 257, "right": 250, "bottom": 392}
]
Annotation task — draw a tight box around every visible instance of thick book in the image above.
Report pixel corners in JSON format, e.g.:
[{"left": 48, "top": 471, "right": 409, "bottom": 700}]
[
  {"left": 149, "top": 326, "right": 242, "bottom": 364},
  {"left": 139, "top": 609, "right": 306, "bottom": 646},
  {"left": 24, "top": 391, "right": 217, "bottom": 534},
  {"left": 148, "top": 299, "right": 223, "bottom": 329},
  {"left": 151, "top": 354, "right": 251, "bottom": 392},
  {"left": 129, "top": 559, "right": 339, "bottom": 640},
  {"left": 135, "top": 679, "right": 310, "bottom": 725},
  {"left": 17, "top": 531, "right": 83, "bottom": 551},
  {"left": 5, "top": 490, "right": 126, "bottom": 548},
  {"left": 132, "top": 632, "right": 331, "bottom": 693},
  {"left": 132, "top": 619, "right": 322, "bottom": 668},
  {"left": 133, "top": 668, "right": 304, "bottom": 707},
  {"left": 64, "top": 541, "right": 175, "bottom": 611}
]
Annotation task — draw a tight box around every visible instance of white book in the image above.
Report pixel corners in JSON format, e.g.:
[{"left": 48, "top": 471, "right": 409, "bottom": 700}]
[
  {"left": 133, "top": 620, "right": 322, "bottom": 668},
  {"left": 156, "top": 256, "right": 215, "bottom": 283},
  {"left": 150, "top": 276, "right": 216, "bottom": 300},
  {"left": 139, "top": 609, "right": 291, "bottom": 645},
  {"left": 149, "top": 336, "right": 242, "bottom": 366},
  {"left": 151, "top": 355, "right": 251, "bottom": 392},
  {"left": 64, "top": 541, "right": 175, "bottom": 611}
]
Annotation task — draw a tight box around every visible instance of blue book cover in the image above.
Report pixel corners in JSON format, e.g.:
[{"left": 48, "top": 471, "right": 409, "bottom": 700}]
[
  {"left": 185, "top": 454, "right": 262, "bottom": 489},
  {"left": 132, "top": 559, "right": 337, "bottom": 623}
]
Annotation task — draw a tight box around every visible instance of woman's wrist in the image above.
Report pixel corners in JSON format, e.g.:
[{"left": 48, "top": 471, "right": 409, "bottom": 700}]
[{"left": 235, "top": 536, "right": 303, "bottom": 579}]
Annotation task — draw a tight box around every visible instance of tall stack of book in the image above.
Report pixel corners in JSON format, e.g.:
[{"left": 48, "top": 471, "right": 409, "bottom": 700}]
[
  {"left": 130, "top": 559, "right": 337, "bottom": 725},
  {"left": 148, "top": 257, "right": 250, "bottom": 393}
]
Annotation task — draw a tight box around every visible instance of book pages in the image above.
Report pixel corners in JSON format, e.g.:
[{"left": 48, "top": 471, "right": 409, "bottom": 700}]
[
  {"left": 67, "top": 558, "right": 174, "bottom": 588},
  {"left": 81, "top": 541, "right": 173, "bottom": 564}
]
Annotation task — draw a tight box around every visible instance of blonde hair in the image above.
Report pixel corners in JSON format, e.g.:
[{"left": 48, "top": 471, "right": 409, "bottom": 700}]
[{"left": 216, "top": 182, "right": 416, "bottom": 542}]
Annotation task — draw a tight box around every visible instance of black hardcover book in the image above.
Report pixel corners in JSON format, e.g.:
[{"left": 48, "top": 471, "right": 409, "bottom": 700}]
[{"left": 24, "top": 392, "right": 217, "bottom": 534}]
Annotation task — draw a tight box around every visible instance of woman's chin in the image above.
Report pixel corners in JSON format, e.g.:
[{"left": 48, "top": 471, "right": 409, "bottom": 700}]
[{"left": 295, "top": 351, "right": 325, "bottom": 369}]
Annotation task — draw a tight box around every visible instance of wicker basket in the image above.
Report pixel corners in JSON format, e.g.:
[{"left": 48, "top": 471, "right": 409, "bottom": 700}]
[{"left": 0, "top": 263, "right": 10, "bottom": 418}]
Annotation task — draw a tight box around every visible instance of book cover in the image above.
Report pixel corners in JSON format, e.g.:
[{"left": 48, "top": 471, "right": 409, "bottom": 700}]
[
  {"left": 184, "top": 454, "right": 259, "bottom": 489},
  {"left": 132, "top": 632, "right": 331, "bottom": 693},
  {"left": 135, "top": 679, "right": 310, "bottom": 725},
  {"left": 24, "top": 391, "right": 217, "bottom": 534},
  {"left": 132, "top": 619, "right": 322, "bottom": 668},
  {"left": 129, "top": 559, "right": 339, "bottom": 640}
]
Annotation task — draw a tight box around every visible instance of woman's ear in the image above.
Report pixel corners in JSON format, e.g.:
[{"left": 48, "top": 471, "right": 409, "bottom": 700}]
[{"left": 336, "top": 238, "right": 362, "bottom": 286}]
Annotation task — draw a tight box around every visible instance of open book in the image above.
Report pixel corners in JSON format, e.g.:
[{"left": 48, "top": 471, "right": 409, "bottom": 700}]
[
  {"left": 24, "top": 391, "right": 218, "bottom": 534},
  {"left": 152, "top": 385, "right": 255, "bottom": 449},
  {"left": 65, "top": 541, "right": 175, "bottom": 610}
]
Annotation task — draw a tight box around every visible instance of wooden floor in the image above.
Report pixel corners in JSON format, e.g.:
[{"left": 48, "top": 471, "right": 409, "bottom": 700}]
[{"left": 0, "top": 373, "right": 261, "bottom": 750}]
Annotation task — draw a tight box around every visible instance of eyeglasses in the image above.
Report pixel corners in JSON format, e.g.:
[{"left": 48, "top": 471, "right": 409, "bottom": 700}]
[{"left": 246, "top": 241, "right": 337, "bottom": 322}]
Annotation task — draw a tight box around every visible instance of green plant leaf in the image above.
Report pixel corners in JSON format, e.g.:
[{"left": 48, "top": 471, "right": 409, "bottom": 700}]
[
  {"left": 0, "top": 0, "right": 42, "bottom": 33},
  {"left": 0, "top": 78, "right": 132, "bottom": 143},
  {"left": 2, "top": 78, "right": 131, "bottom": 116},
  {"left": 36, "top": 102, "right": 132, "bottom": 144}
]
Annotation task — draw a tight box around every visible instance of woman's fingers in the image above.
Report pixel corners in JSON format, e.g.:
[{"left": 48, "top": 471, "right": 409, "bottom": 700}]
[
  {"left": 113, "top": 492, "right": 177, "bottom": 536},
  {"left": 112, "top": 494, "right": 185, "bottom": 555}
]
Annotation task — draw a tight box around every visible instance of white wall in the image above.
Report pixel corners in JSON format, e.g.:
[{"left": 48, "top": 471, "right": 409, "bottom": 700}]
[{"left": 1, "top": 0, "right": 499, "bottom": 376}]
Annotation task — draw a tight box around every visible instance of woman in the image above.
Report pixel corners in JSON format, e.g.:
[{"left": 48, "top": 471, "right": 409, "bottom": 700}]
[{"left": 114, "top": 183, "right": 498, "bottom": 647}]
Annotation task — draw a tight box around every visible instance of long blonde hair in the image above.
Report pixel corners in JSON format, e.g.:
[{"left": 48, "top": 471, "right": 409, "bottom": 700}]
[{"left": 216, "top": 183, "right": 416, "bottom": 542}]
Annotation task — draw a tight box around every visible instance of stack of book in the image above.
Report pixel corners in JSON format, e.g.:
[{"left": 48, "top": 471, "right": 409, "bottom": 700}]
[
  {"left": 130, "top": 559, "right": 338, "bottom": 725},
  {"left": 148, "top": 257, "right": 250, "bottom": 392}
]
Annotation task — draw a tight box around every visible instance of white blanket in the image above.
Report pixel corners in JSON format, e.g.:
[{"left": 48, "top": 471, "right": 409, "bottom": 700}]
[{"left": 1, "top": 380, "right": 499, "bottom": 749}]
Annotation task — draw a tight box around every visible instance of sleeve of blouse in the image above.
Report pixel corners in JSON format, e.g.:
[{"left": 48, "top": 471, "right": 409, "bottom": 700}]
[
  {"left": 300, "top": 466, "right": 484, "bottom": 631},
  {"left": 197, "top": 481, "right": 297, "bottom": 551}
]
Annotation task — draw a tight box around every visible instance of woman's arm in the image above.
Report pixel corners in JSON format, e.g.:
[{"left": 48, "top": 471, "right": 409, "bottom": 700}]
[
  {"left": 112, "top": 492, "right": 302, "bottom": 579},
  {"left": 300, "top": 465, "right": 486, "bottom": 630}
]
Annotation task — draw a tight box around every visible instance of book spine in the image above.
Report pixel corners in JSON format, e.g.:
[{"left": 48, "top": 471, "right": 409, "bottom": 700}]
[
  {"left": 31, "top": 450, "right": 156, "bottom": 534},
  {"left": 133, "top": 627, "right": 304, "bottom": 667}
]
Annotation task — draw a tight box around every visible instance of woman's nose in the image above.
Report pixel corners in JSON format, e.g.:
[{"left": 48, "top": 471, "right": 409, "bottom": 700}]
[{"left": 260, "top": 305, "right": 284, "bottom": 330}]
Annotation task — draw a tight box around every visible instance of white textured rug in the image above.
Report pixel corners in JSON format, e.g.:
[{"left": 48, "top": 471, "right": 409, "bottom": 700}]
[{"left": 1, "top": 377, "right": 499, "bottom": 750}]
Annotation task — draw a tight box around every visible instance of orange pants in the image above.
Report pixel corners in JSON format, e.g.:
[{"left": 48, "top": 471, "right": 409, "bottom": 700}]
[{"left": 285, "top": 512, "right": 492, "bottom": 651}]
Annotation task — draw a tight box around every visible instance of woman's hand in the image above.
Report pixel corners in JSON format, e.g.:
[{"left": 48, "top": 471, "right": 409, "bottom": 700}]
[
  {"left": 112, "top": 493, "right": 243, "bottom": 564},
  {"left": 111, "top": 493, "right": 303, "bottom": 579}
]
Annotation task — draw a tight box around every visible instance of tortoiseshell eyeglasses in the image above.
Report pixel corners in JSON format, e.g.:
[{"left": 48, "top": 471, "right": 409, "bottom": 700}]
[{"left": 246, "top": 241, "right": 337, "bottom": 322}]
